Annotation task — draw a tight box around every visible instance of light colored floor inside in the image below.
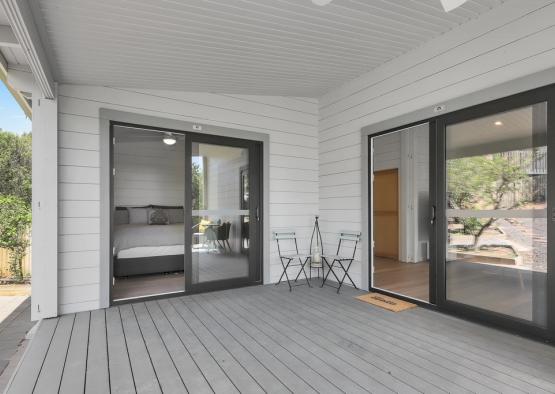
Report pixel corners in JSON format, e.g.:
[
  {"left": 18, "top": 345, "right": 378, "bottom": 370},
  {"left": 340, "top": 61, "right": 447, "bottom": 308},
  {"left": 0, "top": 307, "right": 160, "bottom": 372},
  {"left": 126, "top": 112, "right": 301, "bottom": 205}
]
[
  {"left": 6, "top": 281, "right": 555, "bottom": 394},
  {"left": 113, "top": 272, "right": 185, "bottom": 300},
  {"left": 373, "top": 256, "right": 546, "bottom": 325},
  {"left": 113, "top": 252, "right": 249, "bottom": 300},
  {"left": 373, "top": 257, "right": 430, "bottom": 302}
]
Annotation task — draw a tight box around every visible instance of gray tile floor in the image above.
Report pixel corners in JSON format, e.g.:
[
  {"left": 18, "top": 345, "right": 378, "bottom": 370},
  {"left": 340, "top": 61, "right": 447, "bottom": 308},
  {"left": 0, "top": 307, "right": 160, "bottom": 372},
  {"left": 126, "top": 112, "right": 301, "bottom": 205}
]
[{"left": 5, "top": 283, "right": 555, "bottom": 393}]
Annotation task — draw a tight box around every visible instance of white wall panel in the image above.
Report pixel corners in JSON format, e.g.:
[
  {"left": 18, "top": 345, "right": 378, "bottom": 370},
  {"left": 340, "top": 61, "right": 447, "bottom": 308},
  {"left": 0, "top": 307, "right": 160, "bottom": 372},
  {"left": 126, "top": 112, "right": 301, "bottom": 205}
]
[{"left": 57, "top": 85, "right": 318, "bottom": 314}]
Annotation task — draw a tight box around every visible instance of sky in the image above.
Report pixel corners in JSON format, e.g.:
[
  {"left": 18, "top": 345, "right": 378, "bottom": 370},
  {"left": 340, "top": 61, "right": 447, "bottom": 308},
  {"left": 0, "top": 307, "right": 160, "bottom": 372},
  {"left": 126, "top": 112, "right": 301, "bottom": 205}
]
[{"left": 0, "top": 82, "right": 31, "bottom": 135}]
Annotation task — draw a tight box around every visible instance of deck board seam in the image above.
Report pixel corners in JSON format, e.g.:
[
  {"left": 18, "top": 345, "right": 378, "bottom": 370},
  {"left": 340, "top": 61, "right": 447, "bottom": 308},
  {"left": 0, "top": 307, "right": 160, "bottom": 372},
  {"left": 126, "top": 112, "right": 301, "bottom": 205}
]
[
  {"left": 58, "top": 314, "right": 77, "bottom": 393},
  {"left": 175, "top": 297, "right": 267, "bottom": 393},
  {"left": 153, "top": 300, "right": 216, "bottom": 393},
  {"left": 200, "top": 292, "right": 342, "bottom": 394},
  {"left": 214, "top": 289, "right": 417, "bottom": 394},
  {"left": 293, "top": 284, "right": 555, "bottom": 391},
  {"left": 143, "top": 301, "right": 189, "bottom": 392},
  {"left": 297, "top": 286, "right": 554, "bottom": 393},
  {"left": 251, "top": 286, "right": 499, "bottom": 393},
  {"left": 166, "top": 298, "right": 241, "bottom": 393},
  {"left": 120, "top": 306, "right": 139, "bottom": 393},
  {"left": 104, "top": 310, "right": 111, "bottom": 394},
  {"left": 83, "top": 311, "right": 92, "bottom": 394},
  {"left": 195, "top": 292, "right": 320, "bottom": 394},
  {"left": 130, "top": 304, "right": 160, "bottom": 393},
  {"left": 31, "top": 318, "right": 60, "bottom": 394},
  {"left": 207, "top": 291, "right": 374, "bottom": 394},
  {"left": 188, "top": 295, "right": 294, "bottom": 393},
  {"left": 242, "top": 289, "right": 442, "bottom": 394}
]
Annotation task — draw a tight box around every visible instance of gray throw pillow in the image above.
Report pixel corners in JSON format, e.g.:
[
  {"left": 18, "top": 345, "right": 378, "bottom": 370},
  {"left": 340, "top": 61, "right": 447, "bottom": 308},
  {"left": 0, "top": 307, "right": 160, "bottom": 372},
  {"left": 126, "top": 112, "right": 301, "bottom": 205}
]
[
  {"left": 127, "top": 207, "right": 148, "bottom": 224},
  {"left": 114, "top": 209, "right": 129, "bottom": 225},
  {"left": 148, "top": 209, "right": 169, "bottom": 225},
  {"left": 165, "top": 208, "right": 184, "bottom": 224}
]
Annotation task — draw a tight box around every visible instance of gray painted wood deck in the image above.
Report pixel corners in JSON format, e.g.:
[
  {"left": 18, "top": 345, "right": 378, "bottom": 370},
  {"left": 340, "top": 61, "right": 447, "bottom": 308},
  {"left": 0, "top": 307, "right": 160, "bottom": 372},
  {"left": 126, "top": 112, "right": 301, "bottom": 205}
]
[{"left": 6, "top": 282, "right": 555, "bottom": 393}]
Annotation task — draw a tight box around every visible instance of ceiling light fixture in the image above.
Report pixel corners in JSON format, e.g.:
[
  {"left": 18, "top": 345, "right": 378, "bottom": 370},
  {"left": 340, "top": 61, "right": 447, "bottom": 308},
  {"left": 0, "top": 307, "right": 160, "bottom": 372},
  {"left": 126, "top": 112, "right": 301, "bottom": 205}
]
[
  {"left": 440, "top": 0, "right": 468, "bottom": 12},
  {"left": 310, "top": 0, "right": 467, "bottom": 11},
  {"left": 163, "top": 133, "right": 177, "bottom": 145},
  {"left": 311, "top": 0, "right": 333, "bottom": 5},
  {"left": 494, "top": 121, "right": 503, "bottom": 127}
]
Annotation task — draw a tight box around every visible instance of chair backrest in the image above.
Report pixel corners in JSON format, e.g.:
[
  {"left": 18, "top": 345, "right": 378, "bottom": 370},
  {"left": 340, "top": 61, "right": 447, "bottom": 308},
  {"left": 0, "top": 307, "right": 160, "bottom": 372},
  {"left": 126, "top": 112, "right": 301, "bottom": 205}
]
[
  {"left": 273, "top": 230, "right": 299, "bottom": 257},
  {"left": 336, "top": 231, "right": 361, "bottom": 259}
]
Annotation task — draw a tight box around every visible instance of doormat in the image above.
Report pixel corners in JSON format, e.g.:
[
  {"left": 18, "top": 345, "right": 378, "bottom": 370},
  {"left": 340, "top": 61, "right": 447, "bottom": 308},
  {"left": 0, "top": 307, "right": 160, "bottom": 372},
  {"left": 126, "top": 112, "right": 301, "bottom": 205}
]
[{"left": 355, "top": 292, "right": 416, "bottom": 312}]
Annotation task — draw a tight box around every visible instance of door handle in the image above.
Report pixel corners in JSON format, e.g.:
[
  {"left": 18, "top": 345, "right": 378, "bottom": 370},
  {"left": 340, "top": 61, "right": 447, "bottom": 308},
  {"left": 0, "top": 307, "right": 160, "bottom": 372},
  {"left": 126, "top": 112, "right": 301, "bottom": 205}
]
[
  {"left": 256, "top": 206, "right": 260, "bottom": 221},
  {"left": 430, "top": 205, "right": 436, "bottom": 225}
]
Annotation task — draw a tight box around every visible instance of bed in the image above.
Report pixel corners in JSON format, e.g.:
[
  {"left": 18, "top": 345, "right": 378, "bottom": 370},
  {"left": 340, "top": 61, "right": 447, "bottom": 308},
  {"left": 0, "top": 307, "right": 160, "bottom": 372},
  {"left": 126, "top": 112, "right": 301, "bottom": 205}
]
[{"left": 113, "top": 206, "right": 185, "bottom": 277}]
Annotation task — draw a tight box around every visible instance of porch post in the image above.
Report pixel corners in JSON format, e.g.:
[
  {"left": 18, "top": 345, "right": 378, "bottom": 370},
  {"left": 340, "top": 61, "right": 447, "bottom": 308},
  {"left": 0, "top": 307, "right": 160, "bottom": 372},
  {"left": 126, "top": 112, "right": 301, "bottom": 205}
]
[{"left": 31, "top": 84, "right": 58, "bottom": 320}]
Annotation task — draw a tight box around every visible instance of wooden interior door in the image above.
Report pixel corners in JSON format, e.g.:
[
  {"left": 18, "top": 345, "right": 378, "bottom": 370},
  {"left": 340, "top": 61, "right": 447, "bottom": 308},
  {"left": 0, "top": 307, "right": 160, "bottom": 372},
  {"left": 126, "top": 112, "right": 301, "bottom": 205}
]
[{"left": 373, "top": 169, "right": 399, "bottom": 259}]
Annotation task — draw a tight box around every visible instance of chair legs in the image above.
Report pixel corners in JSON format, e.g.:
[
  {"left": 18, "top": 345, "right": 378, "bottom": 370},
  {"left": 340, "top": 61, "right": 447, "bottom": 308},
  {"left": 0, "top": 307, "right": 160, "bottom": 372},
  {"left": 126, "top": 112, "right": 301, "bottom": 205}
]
[
  {"left": 276, "top": 257, "right": 311, "bottom": 291},
  {"left": 321, "top": 258, "right": 356, "bottom": 293}
]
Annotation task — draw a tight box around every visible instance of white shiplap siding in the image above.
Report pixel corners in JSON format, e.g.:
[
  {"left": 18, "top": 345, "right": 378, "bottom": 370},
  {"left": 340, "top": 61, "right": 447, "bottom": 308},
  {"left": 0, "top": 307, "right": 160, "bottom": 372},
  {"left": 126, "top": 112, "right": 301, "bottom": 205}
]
[
  {"left": 57, "top": 85, "right": 318, "bottom": 314},
  {"left": 318, "top": 0, "right": 555, "bottom": 288}
]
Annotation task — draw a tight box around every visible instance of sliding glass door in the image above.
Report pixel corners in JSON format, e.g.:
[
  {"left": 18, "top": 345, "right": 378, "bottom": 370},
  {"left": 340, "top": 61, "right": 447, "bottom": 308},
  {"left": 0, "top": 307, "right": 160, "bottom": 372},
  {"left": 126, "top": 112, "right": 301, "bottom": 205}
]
[
  {"left": 110, "top": 124, "right": 263, "bottom": 303},
  {"left": 436, "top": 87, "right": 554, "bottom": 339},
  {"left": 185, "top": 134, "right": 262, "bottom": 292},
  {"left": 370, "top": 85, "right": 554, "bottom": 339},
  {"left": 370, "top": 123, "right": 433, "bottom": 303}
]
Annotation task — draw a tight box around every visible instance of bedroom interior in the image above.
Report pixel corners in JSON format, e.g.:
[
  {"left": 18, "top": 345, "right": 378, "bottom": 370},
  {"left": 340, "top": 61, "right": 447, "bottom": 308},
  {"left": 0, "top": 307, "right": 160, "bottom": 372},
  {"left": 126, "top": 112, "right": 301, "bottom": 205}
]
[
  {"left": 111, "top": 125, "right": 258, "bottom": 301},
  {"left": 112, "top": 126, "right": 186, "bottom": 300}
]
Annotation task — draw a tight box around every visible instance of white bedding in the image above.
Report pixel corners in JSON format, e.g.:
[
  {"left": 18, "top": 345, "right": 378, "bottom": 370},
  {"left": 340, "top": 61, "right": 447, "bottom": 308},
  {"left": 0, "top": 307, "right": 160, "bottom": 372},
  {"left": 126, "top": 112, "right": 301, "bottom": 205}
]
[
  {"left": 117, "top": 245, "right": 184, "bottom": 259},
  {"left": 114, "top": 223, "right": 184, "bottom": 257}
]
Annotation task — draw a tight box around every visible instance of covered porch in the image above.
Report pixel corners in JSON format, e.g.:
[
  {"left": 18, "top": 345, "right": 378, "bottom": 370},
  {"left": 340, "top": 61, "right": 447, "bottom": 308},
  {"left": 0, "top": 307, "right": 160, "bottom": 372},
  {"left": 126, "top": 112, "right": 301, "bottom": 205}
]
[{"left": 6, "top": 282, "right": 555, "bottom": 394}]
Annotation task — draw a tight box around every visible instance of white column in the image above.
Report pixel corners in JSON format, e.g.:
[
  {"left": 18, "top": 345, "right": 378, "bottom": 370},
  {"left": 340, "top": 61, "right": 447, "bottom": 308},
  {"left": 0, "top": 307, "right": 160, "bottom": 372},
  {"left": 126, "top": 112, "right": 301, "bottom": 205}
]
[{"left": 31, "top": 84, "right": 58, "bottom": 320}]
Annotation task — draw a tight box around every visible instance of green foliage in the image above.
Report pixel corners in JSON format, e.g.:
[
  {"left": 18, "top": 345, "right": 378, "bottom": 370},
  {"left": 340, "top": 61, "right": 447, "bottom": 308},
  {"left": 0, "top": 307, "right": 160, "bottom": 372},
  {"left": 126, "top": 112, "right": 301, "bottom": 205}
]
[
  {"left": 0, "top": 195, "right": 31, "bottom": 280},
  {"left": 447, "top": 153, "right": 529, "bottom": 247},
  {"left": 192, "top": 161, "right": 204, "bottom": 210},
  {"left": 0, "top": 131, "right": 32, "bottom": 206},
  {"left": 0, "top": 132, "right": 32, "bottom": 280}
]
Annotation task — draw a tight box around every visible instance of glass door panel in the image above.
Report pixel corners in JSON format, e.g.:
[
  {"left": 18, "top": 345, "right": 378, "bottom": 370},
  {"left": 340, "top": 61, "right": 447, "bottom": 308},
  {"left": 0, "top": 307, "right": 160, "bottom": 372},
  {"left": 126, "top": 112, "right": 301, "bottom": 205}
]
[
  {"left": 190, "top": 142, "right": 251, "bottom": 284},
  {"left": 371, "top": 123, "right": 432, "bottom": 303},
  {"left": 445, "top": 103, "right": 548, "bottom": 326}
]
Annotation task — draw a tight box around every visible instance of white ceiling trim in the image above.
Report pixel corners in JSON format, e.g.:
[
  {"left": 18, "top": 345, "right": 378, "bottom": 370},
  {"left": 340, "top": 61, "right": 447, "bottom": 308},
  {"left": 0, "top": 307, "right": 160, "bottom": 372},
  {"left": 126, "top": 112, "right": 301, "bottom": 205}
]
[{"left": 2, "top": 0, "right": 54, "bottom": 98}]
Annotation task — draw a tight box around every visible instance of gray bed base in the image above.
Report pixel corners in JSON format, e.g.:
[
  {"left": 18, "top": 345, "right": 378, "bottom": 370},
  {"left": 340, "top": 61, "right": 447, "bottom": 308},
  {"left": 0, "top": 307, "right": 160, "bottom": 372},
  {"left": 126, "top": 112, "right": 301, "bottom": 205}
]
[{"left": 114, "top": 254, "right": 184, "bottom": 277}]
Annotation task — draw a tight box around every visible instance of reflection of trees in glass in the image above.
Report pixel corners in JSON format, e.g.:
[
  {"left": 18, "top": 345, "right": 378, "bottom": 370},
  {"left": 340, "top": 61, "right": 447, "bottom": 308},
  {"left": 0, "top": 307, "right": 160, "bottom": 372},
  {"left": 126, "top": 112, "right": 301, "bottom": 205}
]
[
  {"left": 447, "top": 152, "right": 530, "bottom": 248},
  {"left": 192, "top": 161, "right": 204, "bottom": 210},
  {"left": 192, "top": 159, "right": 205, "bottom": 229}
]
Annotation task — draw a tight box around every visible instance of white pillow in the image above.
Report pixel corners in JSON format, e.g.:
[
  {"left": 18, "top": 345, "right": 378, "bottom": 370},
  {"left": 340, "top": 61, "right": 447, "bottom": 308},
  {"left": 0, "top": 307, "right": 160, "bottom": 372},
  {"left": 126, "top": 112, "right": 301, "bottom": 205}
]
[{"left": 127, "top": 207, "right": 148, "bottom": 224}]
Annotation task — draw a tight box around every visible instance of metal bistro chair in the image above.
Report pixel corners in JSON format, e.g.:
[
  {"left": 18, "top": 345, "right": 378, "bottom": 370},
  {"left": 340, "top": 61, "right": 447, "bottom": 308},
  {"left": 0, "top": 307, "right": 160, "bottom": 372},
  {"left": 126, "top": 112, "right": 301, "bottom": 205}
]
[
  {"left": 274, "top": 231, "right": 311, "bottom": 291},
  {"left": 321, "top": 231, "right": 361, "bottom": 293}
]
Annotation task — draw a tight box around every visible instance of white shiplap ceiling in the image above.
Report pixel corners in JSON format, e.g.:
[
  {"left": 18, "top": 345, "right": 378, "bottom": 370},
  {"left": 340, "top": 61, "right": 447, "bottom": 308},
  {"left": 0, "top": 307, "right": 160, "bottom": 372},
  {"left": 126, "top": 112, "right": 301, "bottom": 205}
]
[{"left": 32, "top": 0, "right": 505, "bottom": 97}]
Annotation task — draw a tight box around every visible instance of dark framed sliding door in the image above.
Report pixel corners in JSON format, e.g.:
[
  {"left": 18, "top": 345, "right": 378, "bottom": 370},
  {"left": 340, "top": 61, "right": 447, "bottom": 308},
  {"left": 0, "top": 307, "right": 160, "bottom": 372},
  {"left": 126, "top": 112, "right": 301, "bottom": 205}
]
[
  {"left": 184, "top": 133, "right": 263, "bottom": 293},
  {"left": 110, "top": 122, "right": 263, "bottom": 304},
  {"left": 435, "top": 86, "right": 555, "bottom": 340},
  {"left": 369, "top": 122, "right": 437, "bottom": 305},
  {"left": 369, "top": 84, "right": 555, "bottom": 340}
]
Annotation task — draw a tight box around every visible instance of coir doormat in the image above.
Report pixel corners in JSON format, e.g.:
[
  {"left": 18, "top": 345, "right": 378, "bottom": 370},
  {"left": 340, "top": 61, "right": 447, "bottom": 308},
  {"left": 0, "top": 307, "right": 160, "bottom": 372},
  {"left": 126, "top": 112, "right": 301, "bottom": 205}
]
[{"left": 355, "top": 292, "right": 417, "bottom": 312}]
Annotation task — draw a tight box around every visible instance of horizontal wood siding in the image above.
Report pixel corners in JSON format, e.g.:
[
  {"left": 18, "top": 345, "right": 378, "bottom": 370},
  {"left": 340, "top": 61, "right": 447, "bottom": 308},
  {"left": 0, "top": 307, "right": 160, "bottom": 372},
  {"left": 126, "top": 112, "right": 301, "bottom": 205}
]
[
  {"left": 57, "top": 85, "right": 318, "bottom": 314},
  {"left": 318, "top": 0, "right": 555, "bottom": 287}
]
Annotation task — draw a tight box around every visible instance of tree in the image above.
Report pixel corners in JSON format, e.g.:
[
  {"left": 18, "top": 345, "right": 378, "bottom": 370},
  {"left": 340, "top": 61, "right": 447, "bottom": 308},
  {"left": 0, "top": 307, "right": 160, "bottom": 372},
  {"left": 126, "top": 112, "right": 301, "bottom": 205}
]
[
  {"left": 0, "top": 131, "right": 32, "bottom": 206},
  {"left": 0, "top": 195, "right": 31, "bottom": 280},
  {"left": 192, "top": 161, "right": 204, "bottom": 210},
  {"left": 447, "top": 153, "right": 529, "bottom": 248}
]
